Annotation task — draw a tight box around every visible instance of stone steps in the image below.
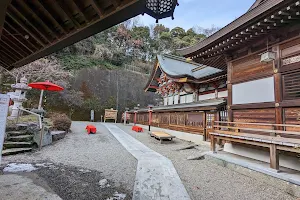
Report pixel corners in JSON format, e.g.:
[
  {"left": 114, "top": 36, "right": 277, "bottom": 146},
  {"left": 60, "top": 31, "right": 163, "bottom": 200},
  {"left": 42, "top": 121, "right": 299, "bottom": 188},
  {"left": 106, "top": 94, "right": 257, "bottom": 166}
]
[
  {"left": 2, "top": 148, "right": 32, "bottom": 156},
  {"left": 7, "top": 135, "right": 34, "bottom": 142},
  {"left": 3, "top": 142, "right": 33, "bottom": 149},
  {"left": 6, "top": 131, "right": 30, "bottom": 137}
]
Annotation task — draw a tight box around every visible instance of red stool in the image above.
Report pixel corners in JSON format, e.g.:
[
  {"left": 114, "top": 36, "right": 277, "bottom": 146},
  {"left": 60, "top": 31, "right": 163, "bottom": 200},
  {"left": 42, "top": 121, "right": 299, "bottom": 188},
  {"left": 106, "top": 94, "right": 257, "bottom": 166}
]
[{"left": 86, "top": 125, "right": 97, "bottom": 134}]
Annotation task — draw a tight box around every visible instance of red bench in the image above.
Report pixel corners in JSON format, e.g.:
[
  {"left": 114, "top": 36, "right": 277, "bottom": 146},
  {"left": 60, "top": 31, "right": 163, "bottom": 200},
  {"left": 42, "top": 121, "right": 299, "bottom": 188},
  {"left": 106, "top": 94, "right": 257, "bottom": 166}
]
[
  {"left": 86, "top": 125, "right": 97, "bottom": 134},
  {"left": 132, "top": 126, "right": 143, "bottom": 132}
]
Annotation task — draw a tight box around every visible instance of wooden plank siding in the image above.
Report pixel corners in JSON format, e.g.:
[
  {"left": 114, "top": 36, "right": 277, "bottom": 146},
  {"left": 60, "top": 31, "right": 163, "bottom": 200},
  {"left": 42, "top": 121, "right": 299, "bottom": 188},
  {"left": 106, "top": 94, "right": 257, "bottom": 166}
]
[
  {"left": 135, "top": 111, "right": 206, "bottom": 135},
  {"left": 231, "top": 54, "right": 274, "bottom": 84}
]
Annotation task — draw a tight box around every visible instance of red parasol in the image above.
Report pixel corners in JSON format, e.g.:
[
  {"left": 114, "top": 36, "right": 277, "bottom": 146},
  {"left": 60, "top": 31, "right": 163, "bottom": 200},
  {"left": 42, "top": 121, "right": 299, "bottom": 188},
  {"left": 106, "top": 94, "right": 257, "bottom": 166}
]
[
  {"left": 28, "top": 80, "right": 64, "bottom": 110},
  {"left": 28, "top": 80, "right": 64, "bottom": 91}
]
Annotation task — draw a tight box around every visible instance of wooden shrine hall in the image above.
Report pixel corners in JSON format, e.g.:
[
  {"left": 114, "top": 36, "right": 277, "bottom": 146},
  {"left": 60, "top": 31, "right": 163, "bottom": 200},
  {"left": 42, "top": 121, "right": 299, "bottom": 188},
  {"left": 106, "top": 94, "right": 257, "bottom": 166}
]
[
  {"left": 131, "top": 54, "right": 228, "bottom": 141},
  {"left": 0, "top": 0, "right": 178, "bottom": 70},
  {"left": 134, "top": 0, "right": 300, "bottom": 172},
  {"left": 177, "top": 0, "right": 300, "bottom": 171}
]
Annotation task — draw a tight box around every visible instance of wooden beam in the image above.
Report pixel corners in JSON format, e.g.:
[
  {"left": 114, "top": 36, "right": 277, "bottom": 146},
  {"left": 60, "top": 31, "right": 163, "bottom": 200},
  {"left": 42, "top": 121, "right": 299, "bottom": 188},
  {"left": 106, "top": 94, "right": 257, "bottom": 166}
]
[
  {"left": 6, "top": 12, "right": 45, "bottom": 47},
  {"left": 32, "top": 0, "right": 67, "bottom": 35},
  {"left": 0, "top": 59, "right": 10, "bottom": 68},
  {"left": 89, "top": 0, "right": 103, "bottom": 17},
  {"left": 17, "top": 0, "right": 58, "bottom": 40},
  {"left": 55, "top": 1, "right": 81, "bottom": 29},
  {"left": 71, "top": 1, "right": 88, "bottom": 23},
  {"left": 0, "top": 37, "right": 25, "bottom": 59},
  {"left": 1, "top": 34, "right": 30, "bottom": 56},
  {"left": 3, "top": 23, "right": 38, "bottom": 51},
  {"left": 9, "top": 5, "right": 51, "bottom": 44},
  {"left": 0, "top": 49, "right": 18, "bottom": 62},
  {"left": 0, "top": 0, "right": 11, "bottom": 37}
]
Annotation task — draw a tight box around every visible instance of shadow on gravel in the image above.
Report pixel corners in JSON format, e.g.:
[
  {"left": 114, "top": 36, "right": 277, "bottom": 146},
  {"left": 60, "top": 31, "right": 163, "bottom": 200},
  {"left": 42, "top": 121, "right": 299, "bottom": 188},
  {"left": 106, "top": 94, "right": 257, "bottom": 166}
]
[{"left": 2, "top": 162, "right": 131, "bottom": 200}]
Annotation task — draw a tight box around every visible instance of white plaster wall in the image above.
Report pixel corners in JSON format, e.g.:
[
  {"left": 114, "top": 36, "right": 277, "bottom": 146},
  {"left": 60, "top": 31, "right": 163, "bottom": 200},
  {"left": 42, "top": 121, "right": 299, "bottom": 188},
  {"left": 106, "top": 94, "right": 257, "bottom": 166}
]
[
  {"left": 180, "top": 95, "right": 186, "bottom": 104},
  {"left": 224, "top": 143, "right": 300, "bottom": 171},
  {"left": 218, "top": 90, "right": 228, "bottom": 98},
  {"left": 186, "top": 94, "right": 194, "bottom": 103},
  {"left": 164, "top": 97, "right": 168, "bottom": 106},
  {"left": 199, "top": 93, "right": 215, "bottom": 101},
  {"left": 168, "top": 96, "right": 174, "bottom": 105},
  {"left": 174, "top": 95, "right": 179, "bottom": 105},
  {"left": 232, "top": 77, "right": 275, "bottom": 104}
]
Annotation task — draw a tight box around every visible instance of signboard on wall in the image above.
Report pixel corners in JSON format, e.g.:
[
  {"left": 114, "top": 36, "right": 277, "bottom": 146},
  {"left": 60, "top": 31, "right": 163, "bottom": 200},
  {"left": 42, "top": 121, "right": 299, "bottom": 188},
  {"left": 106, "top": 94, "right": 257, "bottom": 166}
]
[
  {"left": 0, "top": 94, "right": 9, "bottom": 163},
  {"left": 104, "top": 109, "right": 118, "bottom": 123},
  {"left": 232, "top": 77, "right": 275, "bottom": 105}
]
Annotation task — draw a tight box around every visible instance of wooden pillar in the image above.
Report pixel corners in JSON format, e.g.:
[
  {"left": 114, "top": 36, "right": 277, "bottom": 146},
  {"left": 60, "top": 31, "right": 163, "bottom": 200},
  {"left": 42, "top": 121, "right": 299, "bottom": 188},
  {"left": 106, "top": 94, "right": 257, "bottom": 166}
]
[
  {"left": 270, "top": 144, "right": 279, "bottom": 170},
  {"left": 227, "top": 61, "right": 233, "bottom": 122},
  {"left": 273, "top": 45, "right": 283, "bottom": 129}
]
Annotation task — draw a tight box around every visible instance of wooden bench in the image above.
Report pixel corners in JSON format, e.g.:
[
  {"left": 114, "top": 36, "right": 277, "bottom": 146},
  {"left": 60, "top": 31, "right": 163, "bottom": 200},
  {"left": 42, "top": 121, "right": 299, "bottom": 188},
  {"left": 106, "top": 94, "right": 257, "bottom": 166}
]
[
  {"left": 210, "top": 121, "right": 300, "bottom": 171},
  {"left": 149, "top": 131, "right": 175, "bottom": 144}
]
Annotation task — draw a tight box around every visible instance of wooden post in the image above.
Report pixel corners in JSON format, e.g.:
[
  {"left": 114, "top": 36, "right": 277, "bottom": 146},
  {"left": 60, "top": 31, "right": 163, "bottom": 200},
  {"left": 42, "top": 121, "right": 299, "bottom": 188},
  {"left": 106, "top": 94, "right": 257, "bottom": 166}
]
[
  {"left": 210, "top": 135, "right": 216, "bottom": 153},
  {"left": 134, "top": 111, "right": 137, "bottom": 126},
  {"left": 270, "top": 144, "right": 279, "bottom": 171},
  {"left": 203, "top": 112, "right": 207, "bottom": 141}
]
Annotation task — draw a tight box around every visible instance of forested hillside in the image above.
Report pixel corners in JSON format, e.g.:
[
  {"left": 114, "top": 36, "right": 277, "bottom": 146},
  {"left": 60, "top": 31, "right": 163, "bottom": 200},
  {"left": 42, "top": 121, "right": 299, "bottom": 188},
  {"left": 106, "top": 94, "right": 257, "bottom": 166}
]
[{"left": 2, "top": 17, "right": 218, "bottom": 121}]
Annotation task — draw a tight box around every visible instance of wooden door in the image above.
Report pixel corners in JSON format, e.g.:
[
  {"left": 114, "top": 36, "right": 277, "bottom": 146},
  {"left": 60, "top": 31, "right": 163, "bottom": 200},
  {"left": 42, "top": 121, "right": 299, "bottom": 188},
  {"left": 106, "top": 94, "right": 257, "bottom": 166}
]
[{"left": 205, "top": 112, "right": 215, "bottom": 141}]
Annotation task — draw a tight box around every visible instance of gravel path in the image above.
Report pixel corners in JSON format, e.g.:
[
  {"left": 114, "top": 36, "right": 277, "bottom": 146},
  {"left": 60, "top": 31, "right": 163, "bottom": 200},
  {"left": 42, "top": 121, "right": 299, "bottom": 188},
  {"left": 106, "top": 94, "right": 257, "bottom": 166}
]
[
  {"left": 117, "top": 124, "right": 297, "bottom": 200},
  {"left": 2, "top": 121, "right": 137, "bottom": 199}
]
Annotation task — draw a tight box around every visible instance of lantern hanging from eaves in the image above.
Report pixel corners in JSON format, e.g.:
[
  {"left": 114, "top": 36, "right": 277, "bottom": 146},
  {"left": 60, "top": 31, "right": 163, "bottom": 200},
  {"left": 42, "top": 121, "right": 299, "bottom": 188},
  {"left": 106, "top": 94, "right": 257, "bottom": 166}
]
[{"left": 145, "top": 0, "right": 179, "bottom": 23}]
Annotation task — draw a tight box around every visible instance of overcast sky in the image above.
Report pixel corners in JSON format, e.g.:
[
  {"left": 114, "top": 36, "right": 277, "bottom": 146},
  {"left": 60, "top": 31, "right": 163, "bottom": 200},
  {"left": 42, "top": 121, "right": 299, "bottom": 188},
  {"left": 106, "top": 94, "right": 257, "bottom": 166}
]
[{"left": 137, "top": 0, "right": 255, "bottom": 30}]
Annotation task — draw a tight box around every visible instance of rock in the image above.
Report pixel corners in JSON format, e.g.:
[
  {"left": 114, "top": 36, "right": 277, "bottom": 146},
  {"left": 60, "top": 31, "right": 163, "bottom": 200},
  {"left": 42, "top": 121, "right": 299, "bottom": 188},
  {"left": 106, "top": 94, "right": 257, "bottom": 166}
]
[
  {"left": 99, "top": 179, "right": 110, "bottom": 188},
  {"left": 187, "top": 152, "right": 206, "bottom": 160},
  {"left": 51, "top": 131, "right": 66, "bottom": 142},
  {"left": 175, "top": 145, "right": 197, "bottom": 151}
]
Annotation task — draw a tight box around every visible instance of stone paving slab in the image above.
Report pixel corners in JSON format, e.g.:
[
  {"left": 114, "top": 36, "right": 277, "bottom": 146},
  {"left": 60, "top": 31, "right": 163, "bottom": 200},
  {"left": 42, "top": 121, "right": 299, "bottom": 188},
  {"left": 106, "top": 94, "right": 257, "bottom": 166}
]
[
  {"left": 104, "top": 124, "right": 190, "bottom": 200},
  {"left": 0, "top": 174, "right": 62, "bottom": 200}
]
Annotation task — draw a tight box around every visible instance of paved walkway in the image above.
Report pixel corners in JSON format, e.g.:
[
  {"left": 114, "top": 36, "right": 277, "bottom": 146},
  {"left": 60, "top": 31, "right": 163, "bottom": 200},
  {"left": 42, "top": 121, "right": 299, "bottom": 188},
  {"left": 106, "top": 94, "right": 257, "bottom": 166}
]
[{"left": 104, "top": 124, "right": 190, "bottom": 200}]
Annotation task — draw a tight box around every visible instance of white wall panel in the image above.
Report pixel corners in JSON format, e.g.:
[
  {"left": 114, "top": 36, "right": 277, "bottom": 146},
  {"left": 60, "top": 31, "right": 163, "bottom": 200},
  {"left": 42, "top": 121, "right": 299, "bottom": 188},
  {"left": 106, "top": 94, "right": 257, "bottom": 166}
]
[
  {"left": 232, "top": 77, "right": 275, "bottom": 105},
  {"left": 168, "top": 96, "right": 174, "bottom": 105},
  {"left": 218, "top": 90, "right": 228, "bottom": 98},
  {"left": 164, "top": 97, "right": 168, "bottom": 106},
  {"left": 174, "top": 95, "right": 179, "bottom": 105},
  {"left": 186, "top": 94, "right": 194, "bottom": 103},
  {"left": 198, "top": 93, "right": 215, "bottom": 101},
  {"left": 180, "top": 95, "right": 186, "bottom": 104}
]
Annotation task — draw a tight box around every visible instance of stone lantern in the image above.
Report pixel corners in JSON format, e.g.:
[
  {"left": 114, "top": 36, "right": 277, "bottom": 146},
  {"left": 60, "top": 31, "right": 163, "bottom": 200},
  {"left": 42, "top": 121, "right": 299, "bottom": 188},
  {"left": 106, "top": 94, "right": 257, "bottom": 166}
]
[{"left": 8, "top": 77, "right": 31, "bottom": 118}]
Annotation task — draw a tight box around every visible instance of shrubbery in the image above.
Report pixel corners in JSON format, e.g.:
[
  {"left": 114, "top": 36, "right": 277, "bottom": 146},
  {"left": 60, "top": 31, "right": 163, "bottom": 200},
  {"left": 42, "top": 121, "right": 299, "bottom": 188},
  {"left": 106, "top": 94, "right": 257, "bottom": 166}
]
[{"left": 51, "top": 113, "right": 72, "bottom": 131}]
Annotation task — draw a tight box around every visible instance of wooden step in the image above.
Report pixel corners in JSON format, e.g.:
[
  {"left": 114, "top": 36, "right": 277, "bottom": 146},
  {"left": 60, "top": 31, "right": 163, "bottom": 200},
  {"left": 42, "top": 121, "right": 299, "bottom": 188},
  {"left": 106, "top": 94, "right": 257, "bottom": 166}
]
[
  {"left": 2, "top": 148, "right": 32, "bottom": 156},
  {"left": 7, "top": 135, "right": 34, "bottom": 142},
  {"left": 3, "top": 142, "right": 32, "bottom": 149}
]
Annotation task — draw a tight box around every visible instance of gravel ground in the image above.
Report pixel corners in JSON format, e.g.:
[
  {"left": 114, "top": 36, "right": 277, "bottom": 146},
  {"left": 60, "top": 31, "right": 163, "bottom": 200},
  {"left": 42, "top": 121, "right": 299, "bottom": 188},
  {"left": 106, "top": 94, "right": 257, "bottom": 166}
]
[
  {"left": 1, "top": 162, "right": 130, "bottom": 200},
  {"left": 2, "top": 122, "right": 137, "bottom": 199},
  {"left": 117, "top": 124, "right": 297, "bottom": 200}
]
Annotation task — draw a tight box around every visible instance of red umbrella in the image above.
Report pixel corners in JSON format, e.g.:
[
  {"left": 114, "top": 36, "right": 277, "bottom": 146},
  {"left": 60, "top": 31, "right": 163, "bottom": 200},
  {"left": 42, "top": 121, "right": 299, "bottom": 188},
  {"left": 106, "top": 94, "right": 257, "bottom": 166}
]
[{"left": 28, "top": 80, "right": 64, "bottom": 110}]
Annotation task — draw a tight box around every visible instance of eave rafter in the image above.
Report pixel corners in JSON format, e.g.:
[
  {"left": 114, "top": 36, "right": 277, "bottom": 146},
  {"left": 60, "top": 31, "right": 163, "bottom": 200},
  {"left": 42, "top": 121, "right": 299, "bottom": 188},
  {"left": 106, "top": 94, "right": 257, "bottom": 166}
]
[
  {"left": 181, "top": 0, "right": 300, "bottom": 70},
  {"left": 0, "top": 0, "right": 178, "bottom": 70}
]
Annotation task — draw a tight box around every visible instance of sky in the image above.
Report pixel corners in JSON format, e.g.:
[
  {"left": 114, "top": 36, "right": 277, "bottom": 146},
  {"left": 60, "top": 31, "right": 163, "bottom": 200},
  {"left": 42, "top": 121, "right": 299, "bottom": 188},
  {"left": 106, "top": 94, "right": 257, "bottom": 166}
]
[{"left": 137, "top": 0, "right": 256, "bottom": 30}]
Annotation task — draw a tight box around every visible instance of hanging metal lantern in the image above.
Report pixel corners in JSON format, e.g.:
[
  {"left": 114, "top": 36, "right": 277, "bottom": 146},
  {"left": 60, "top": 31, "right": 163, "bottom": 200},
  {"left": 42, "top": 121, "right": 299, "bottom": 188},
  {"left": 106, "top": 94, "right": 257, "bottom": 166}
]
[{"left": 144, "top": 0, "right": 179, "bottom": 23}]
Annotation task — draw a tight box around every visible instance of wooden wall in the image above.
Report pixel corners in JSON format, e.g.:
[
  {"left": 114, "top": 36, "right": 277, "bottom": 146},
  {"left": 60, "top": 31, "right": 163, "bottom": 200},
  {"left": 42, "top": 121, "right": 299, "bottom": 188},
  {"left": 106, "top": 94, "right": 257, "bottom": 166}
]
[
  {"left": 135, "top": 111, "right": 206, "bottom": 135},
  {"left": 228, "top": 36, "right": 300, "bottom": 131}
]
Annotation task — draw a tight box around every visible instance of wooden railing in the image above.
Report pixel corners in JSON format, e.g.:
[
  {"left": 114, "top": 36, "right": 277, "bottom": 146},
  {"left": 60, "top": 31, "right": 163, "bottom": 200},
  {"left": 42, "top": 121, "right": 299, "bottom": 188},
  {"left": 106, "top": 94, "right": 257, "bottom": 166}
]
[{"left": 210, "top": 121, "right": 300, "bottom": 171}]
